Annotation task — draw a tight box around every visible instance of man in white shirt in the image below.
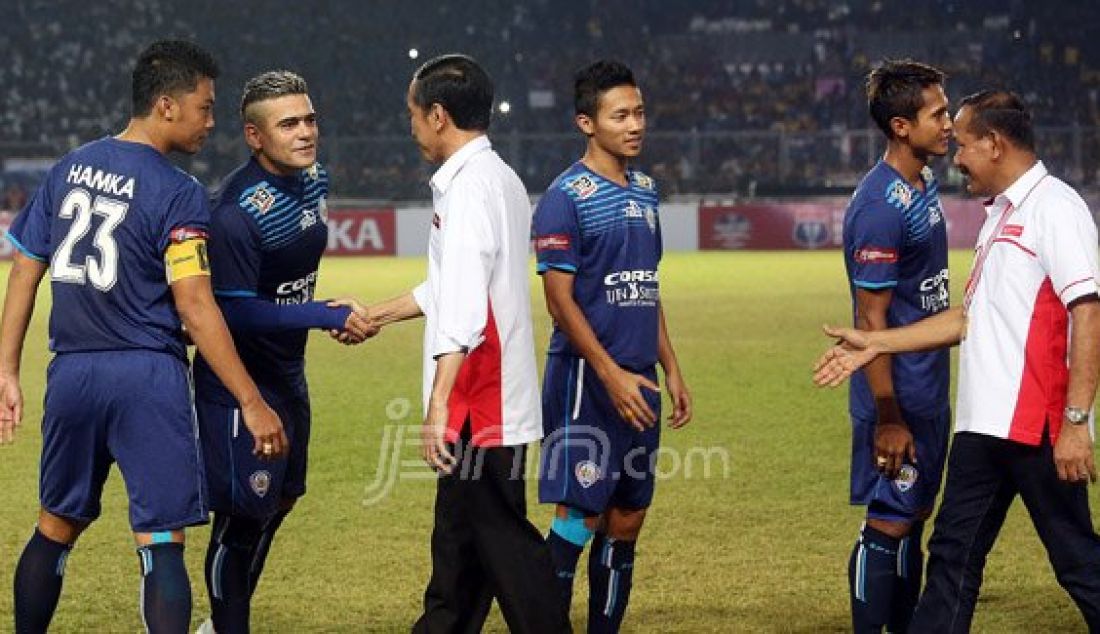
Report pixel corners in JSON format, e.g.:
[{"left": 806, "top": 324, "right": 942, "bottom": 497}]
[
  {"left": 362, "top": 54, "right": 569, "bottom": 633},
  {"left": 814, "top": 90, "right": 1100, "bottom": 631}
]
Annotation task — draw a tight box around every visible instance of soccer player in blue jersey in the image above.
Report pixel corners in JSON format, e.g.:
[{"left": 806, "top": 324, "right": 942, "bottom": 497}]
[
  {"left": 0, "top": 40, "right": 287, "bottom": 634},
  {"left": 532, "top": 60, "right": 693, "bottom": 633},
  {"left": 841, "top": 60, "right": 953, "bottom": 633},
  {"left": 192, "top": 71, "right": 373, "bottom": 634}
]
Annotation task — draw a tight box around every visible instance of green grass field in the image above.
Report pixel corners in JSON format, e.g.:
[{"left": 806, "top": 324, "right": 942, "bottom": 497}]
[{"left": 0, "top": 250, "right": 1095, "bottom": 632}]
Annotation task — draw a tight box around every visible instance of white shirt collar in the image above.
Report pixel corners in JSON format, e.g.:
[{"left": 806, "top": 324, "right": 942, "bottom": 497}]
[
  {"left": 430, "top": 135, "right": 491, "bottom": 195},
  {"left": 985, "top": 160, "right": 1047, "bottom": 216}
]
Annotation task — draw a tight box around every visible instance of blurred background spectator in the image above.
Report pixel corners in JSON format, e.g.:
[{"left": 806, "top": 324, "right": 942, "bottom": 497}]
[{"left": 1, "top": 0, "right": 1097, "bottom": 199}]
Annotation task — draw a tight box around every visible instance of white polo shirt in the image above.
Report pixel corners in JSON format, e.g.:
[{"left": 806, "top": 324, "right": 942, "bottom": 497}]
[
  {"left": 956, "top": 161, "right": 1100, "bottom": 445},
  {"left": 412, "top": 135, "right": 542, "bottom": 448}
]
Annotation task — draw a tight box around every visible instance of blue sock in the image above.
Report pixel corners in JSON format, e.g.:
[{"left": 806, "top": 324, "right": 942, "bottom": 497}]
[
  {"left": 547, "top": 530, "right": 585, "bottom": 610},
  {"left": 137, "top": 542, "right": 191, "bottom": 634},
  {"left": 14, "top": 528, "right": 72, "bottom": 634},
  {"left": 587, "top": 533, "right": 636, "bottom": 634},
  {"left": 547, "top": 508, "right": 594, "bottom": 612},
  {"left": 248, "top": 508, "right": 290, "bottom": 596},
  {"left": 889, "top": 521, "right": 925, "bottom": 633},
  {"left": 205, "top": 513, "right": 263, "bottom": 634},
  {"left": 849, "top": 524, "right": 901, "bottom": 634}
]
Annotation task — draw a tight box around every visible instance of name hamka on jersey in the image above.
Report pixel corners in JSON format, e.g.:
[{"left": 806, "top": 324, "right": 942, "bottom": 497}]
[{"left": 65, "top": 163, "right": 136, "bottom": 198}]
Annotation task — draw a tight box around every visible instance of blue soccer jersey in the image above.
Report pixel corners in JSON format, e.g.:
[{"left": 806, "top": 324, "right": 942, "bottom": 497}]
[
  {"left": 6, "top": 137, "right": 209, "bottom": 359},
  {"left": 533, "top": 162, "right": 663, "bottom": 369},
  {"left": 843, "top": 161, "right": 950, "bottom": 419},
  {"left": 192, "top": 158, "right": 329, "bottom": 403}
]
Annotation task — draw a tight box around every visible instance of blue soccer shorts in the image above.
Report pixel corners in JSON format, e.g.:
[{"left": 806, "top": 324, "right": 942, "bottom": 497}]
[
  {"left": 197, "top": 382, "right": 311, "bottom": 520},
  {"left": 39, "top": 350, "right": 207, "bottom": 533},
  {"left": 850, "top": 408, "right": 951, "bottom": 522},
  {"left": 538, "top": 354, "right": 661, "bottom": 515}
]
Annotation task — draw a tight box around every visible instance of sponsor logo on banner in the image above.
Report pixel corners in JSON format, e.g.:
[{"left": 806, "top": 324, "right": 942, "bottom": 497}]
[
  {"left": 325, "top": 208, "right": 396, "bottom": 256},
  {"left": 710, "top": 212, "right": 752, "bottom": 249},
  {"left": 854, "top": 247, "right": 899, "bottom": 264},
  {"left": 1001, "top": 224, "right": 1024, "bottom": 237},
  {"left": 793, "top": 218, "right": 829, "bottom": 249},
  {"left": 535, "top": 234, "right": 571, "bottom": 251}
]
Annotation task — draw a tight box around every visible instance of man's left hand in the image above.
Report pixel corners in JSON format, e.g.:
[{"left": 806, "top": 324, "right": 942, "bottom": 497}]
[
  {"left": 422, "top": 401, "right": 456, "bottom": 474},
  {"left": 1054, "top": 423, "right": 1097, "bottom": 484}
]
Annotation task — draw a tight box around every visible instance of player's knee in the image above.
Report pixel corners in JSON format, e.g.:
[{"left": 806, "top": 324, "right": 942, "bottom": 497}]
[
  {"left": 551, "top": 506, "right": 596, "bottom": 547},
  {"left": 213, "top": 514, "right": 266, "bottom": 551},
  {"left": 605, "top": 506, "right": 647, "bottom": 541},
  {"left": 37, "top": 509, "right": 87, "bottom": 545},
  {"left": 866, "top": 517, "right": 912, "bottom": 539},
  {"left": 134, "top": 530, "right": 185, "bottom": 547}
]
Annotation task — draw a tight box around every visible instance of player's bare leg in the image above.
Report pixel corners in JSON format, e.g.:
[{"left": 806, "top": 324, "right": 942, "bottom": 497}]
[
  {"left": 588, "top": 506, "right": 647, "bottom": 634},
  {"left": 14, "top": 509, "right": 86, "bottom": 633}
]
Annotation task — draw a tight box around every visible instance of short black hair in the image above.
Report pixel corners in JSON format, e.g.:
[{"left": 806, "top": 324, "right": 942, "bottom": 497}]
[
  {"left": 574, "top": 60, "right": 636, "bottom": 117},
  {"left": 866, "top": 59, "right": 945, "bottom": 138},
  {"left": 240, "top": 70, "right": 309, "bottom": 122},
  {"left": 131, "top": 39, "right": 219, "bottom": 117},
  {"left": 411, "top": 54, "right": 493, "bottom": 132},
  {"left": 958, "top": 90, "right": 1035, "bottom": 152}
]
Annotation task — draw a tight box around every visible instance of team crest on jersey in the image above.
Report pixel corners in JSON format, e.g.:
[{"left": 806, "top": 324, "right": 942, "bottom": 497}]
[
  {"left": 631, "top": 171, "right": 655, "bottom": 191},
  {"left": 929, "top": 203, "right": 944, "bottom": 226},
  {"left": 920, "top": 166, "right": 934, "bottom": 182},
  {"left": 305, "top": 163, "right": 320, "bottom": 181},
  {"left": 567, "top": 175, "right": 598, "bottom": 199},
  {"left": 249, "top": 470, "right": 272, "bottom": 497},
  {"left": 575, "top": 461, "right": 602, "bottom": 489},
  {"left": 301, "top": 208, "right": 318, "bottom": 230},
  {"left": 248, "top": 185, "right": 275, "bottom": 215},
  {"left": 886, "top": 179, "right": 913, "bottom": 210},
  {"left": 894, "top": 465, "right": 919, "bottom": 493}
]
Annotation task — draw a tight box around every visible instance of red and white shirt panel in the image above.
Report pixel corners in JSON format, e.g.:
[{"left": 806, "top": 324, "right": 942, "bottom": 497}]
[{"left": 956, "top": 161, "right": 1099, "bottom": 445}]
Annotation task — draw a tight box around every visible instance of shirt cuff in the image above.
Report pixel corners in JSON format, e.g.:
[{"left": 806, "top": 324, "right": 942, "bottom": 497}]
[
  {"left": 412, "top": 281, "right": 430, "bottom": 313},
  {"left": 1059, "top": 276, "right": 1099, "bottom": 305}
]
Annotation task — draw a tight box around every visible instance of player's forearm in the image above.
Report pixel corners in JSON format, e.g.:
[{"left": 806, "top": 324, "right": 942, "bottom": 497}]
[
  {"left": 1065, "top": 299, "right": 1100, "bottom": 412},
  {"left": 172, "top": 278, "right": 263, "bottom": 408},
  {"left": 547, "top": 290, "right": 620, "bottom": 380},
  {"left": 428, "top": 351, "right": 466, "bottom": 412},
  {"left": 868, "top": 306, "right": 965, "bottom": 354},
  {"left": 855, "top": 300, "right": 901, "bottom": 425},
  {"left": 656, "top": 303, "right": 682, "bottom": 378},
  {"left": 218, "top": 296, "right": 349, "bottom": 333},
  {"left": 372, "top": 292, "right": 424, "bottom": 327},
  {"left": 0, "top": 255, "right": 47, "bottom": 376}
]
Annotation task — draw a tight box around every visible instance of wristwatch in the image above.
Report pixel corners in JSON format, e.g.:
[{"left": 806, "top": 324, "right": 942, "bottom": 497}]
[{"left": 1064, "top": 406, "right": 1090, "bottom": 426}]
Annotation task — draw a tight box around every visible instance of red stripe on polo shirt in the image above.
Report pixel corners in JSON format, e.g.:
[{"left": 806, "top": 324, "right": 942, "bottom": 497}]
[
  {"left": 1008, "top": 278, "right": 1069, "bottom": 445},
  {"left": 447, "top": 301, "right": 504, "bottom": 447}
]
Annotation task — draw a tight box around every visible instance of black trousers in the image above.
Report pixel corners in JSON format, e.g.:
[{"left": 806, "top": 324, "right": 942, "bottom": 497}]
[
  {"left": 911, "top": 431, "right": 1100, "bottom": 633},
  {"left": 412, "top": 439, "right": 571, "bottom": 634}
]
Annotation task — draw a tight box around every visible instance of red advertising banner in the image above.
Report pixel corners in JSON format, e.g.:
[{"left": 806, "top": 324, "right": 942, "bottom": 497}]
[
  {"left": 324, "top": 207, "right": 395, "bottom": 256},
  {"left": 699, "top": 197, "right": 987, "bottom": 250}
]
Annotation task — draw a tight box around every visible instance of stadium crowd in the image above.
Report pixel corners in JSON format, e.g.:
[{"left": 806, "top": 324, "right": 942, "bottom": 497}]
[{"left": 1, "top": 0, "right": 1098, "bottom": 198}]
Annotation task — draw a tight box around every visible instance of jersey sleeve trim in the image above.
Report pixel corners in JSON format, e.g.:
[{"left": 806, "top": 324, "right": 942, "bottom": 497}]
[
  {"left": 537, "top": 262, "right": 578, "bottom": 274},
  {"left": 5, "top": 231, "right": 47, "bottom": 262},
  {"left": 853, "top": 280, "right": 898, "bottom": 290},
  {"left": 213, "top": 289, "right": 259, "bottom": 299}
]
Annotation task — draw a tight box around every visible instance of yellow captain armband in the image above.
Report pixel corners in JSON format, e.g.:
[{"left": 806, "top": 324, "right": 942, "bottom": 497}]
[{"left": 165, "top": 235, "right": 211, "bottom": 283}]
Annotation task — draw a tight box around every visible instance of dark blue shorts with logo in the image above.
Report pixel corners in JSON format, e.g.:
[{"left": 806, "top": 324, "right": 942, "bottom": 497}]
[
  {"left": 850, "top": 408, "right": 951, "bottom": 522},
  {"left": 197, "top": 381, "right": 311, "bottom": 520},
  {"left": 538, "top": 354, "right": 661, "bottom": 515},
  {"left": 40, "top": 350, "right": 207, "bottom": 533}
]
